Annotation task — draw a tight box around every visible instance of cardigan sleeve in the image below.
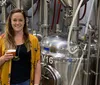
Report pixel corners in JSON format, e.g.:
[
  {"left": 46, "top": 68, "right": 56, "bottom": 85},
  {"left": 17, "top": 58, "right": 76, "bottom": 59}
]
[
  {"left": 29, "top": 34, "right": 40, "bottom": 63},
  {"left": 0, "top": 37, "right": 2, "bottom": 57},
  {"left": 36, "top": 40, "right": 40, "bottom": 62}
]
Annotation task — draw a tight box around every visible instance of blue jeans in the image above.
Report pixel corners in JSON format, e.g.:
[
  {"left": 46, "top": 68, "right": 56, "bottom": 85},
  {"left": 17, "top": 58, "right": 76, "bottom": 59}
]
[{"left": 11, "top": 79, "right": 30, "bottom": 85}]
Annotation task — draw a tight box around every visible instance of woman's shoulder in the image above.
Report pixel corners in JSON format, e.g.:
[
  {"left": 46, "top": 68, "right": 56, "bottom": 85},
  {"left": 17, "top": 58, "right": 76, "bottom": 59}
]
[
  {"left": 0, "top": 33, "right": 5, "bottom": 40},
  {"left": 29, "top": 33, "right": 38, "bottom": 41},
  {"left": 0, "top": 33, "right": 5, "bottom": 46}
]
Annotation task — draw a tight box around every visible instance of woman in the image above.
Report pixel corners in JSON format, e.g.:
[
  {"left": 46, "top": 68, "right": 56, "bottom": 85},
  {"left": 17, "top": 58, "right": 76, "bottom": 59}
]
[{"left": 0, "top": 8, "right": 41, "bottom": 85}]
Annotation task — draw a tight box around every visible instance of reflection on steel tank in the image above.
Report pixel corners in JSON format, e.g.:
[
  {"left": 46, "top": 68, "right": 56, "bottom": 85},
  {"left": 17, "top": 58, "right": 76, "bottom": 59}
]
[{"left": 40, "top": 33, "right": 83, "bottom": 85}]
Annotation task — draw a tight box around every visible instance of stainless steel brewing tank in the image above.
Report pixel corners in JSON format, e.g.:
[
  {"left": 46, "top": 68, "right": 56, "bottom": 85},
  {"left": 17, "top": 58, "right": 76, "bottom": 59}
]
[{"left": 40, "top": 34, "right": 82, "bottom": 85}]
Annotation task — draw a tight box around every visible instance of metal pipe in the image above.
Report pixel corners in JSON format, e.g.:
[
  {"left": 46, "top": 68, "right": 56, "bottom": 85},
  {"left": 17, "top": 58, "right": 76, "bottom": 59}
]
[
  {"left": 42, "top": 0, "right": 48, "bottom": 37},
  {"left": 85, "top": 0, "right": 95, "bottom": 35},
  {"left": 85, "top": 24, "right": 92, "bottom": 85},
  {"left": 32, "top": 0, "right": 34, "bottom": 34},
  {"left": 38, "top": 0, "right": 42, "bottom": 33},
  {"left": 43, "top": 0, "right": 48, "bottom": 25},
  {"left": 60, "top": 0, "right": 72, "bottom": 7},
  {"left": 95, "top": 1, "right": 100, "bottom": 85},
  {"left": 94, "top": 0, "right": 97, "bottom": 25},
  {"left": 71, "top": 0, "right": 79, "bottom": 43},
  {"left": 1, "top": 5, "right": 6, "bottom": 23},
  {"left": 1, "top": 0, "right": 6, "bottom": 33},
  {"left": 16, "top": 0, "right": 21, "bottom": 9}
]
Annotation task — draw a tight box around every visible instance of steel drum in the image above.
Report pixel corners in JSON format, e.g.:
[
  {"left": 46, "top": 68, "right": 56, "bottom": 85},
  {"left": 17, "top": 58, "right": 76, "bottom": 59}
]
[{"left": 40, "top": 34, "right": 83, "bottom": 85}]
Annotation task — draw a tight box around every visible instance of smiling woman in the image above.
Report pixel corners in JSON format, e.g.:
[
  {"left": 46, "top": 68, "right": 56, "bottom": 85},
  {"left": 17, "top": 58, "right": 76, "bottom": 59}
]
[{"left": 0, "top": 8, "right": 41, "bottom": 85}]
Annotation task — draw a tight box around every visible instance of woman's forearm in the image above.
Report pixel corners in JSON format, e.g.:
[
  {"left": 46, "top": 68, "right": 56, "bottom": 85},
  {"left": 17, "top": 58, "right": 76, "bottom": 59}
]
[
  {"left": 0, "top": 56, "right": 5, "bottom": 66},
  {"left": 0, "top": 52, "right": 14, "bottom": 67},
  {"left": 34, "top": 60, "right": 41, "bottom": 85}
]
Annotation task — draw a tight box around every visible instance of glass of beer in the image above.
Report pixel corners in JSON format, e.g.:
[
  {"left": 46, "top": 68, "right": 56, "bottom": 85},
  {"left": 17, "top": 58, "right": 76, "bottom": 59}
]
[
  {"left": 6, "top": 49, "right": 16, "bottom": 56},
  {"left": 6, "top": 49, "right": 19, "bottom": 61}
]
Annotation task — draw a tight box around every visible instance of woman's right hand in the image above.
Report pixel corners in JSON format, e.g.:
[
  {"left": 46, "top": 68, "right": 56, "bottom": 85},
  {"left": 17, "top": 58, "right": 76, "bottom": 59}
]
[
  {"left": 0, "top": 52, "right": 14, "bottom": 66},
  {"left": 1, "top": 52, "right": 14, "bottom": 62}
]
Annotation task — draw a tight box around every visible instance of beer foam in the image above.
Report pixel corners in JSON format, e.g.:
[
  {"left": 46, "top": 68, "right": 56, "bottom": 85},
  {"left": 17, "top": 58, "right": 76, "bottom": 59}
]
[{"left": 7, "top": 49, "right": 16, "bottom": 52}]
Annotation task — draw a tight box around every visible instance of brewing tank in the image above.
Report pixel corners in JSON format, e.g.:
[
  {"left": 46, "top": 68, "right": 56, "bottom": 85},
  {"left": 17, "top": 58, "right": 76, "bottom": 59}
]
[{"left": 40, "top": 34, "right": 82, "bottom": 85}]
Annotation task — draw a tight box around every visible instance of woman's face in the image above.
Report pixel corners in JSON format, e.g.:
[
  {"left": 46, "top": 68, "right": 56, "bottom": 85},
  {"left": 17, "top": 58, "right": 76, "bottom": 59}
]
[{"left": 11, "top": 12, "right": 25, "bottom": 33}]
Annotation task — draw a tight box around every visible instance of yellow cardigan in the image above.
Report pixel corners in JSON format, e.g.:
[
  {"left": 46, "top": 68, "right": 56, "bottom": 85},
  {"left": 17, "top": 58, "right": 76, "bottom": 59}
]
[{"left": 0, "top": 34, "right": 40, "bottom": 85}]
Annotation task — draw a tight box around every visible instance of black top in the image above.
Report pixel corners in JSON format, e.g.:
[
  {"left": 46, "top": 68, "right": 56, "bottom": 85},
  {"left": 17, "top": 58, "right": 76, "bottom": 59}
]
[{"left": 10, "top": 44, "right": 31, "bottom": 84}]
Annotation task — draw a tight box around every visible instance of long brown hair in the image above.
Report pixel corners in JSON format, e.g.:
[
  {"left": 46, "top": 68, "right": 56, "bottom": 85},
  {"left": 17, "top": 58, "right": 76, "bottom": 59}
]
[{"left": 4, "top": 8, "right": 30, "bottom": 50}]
